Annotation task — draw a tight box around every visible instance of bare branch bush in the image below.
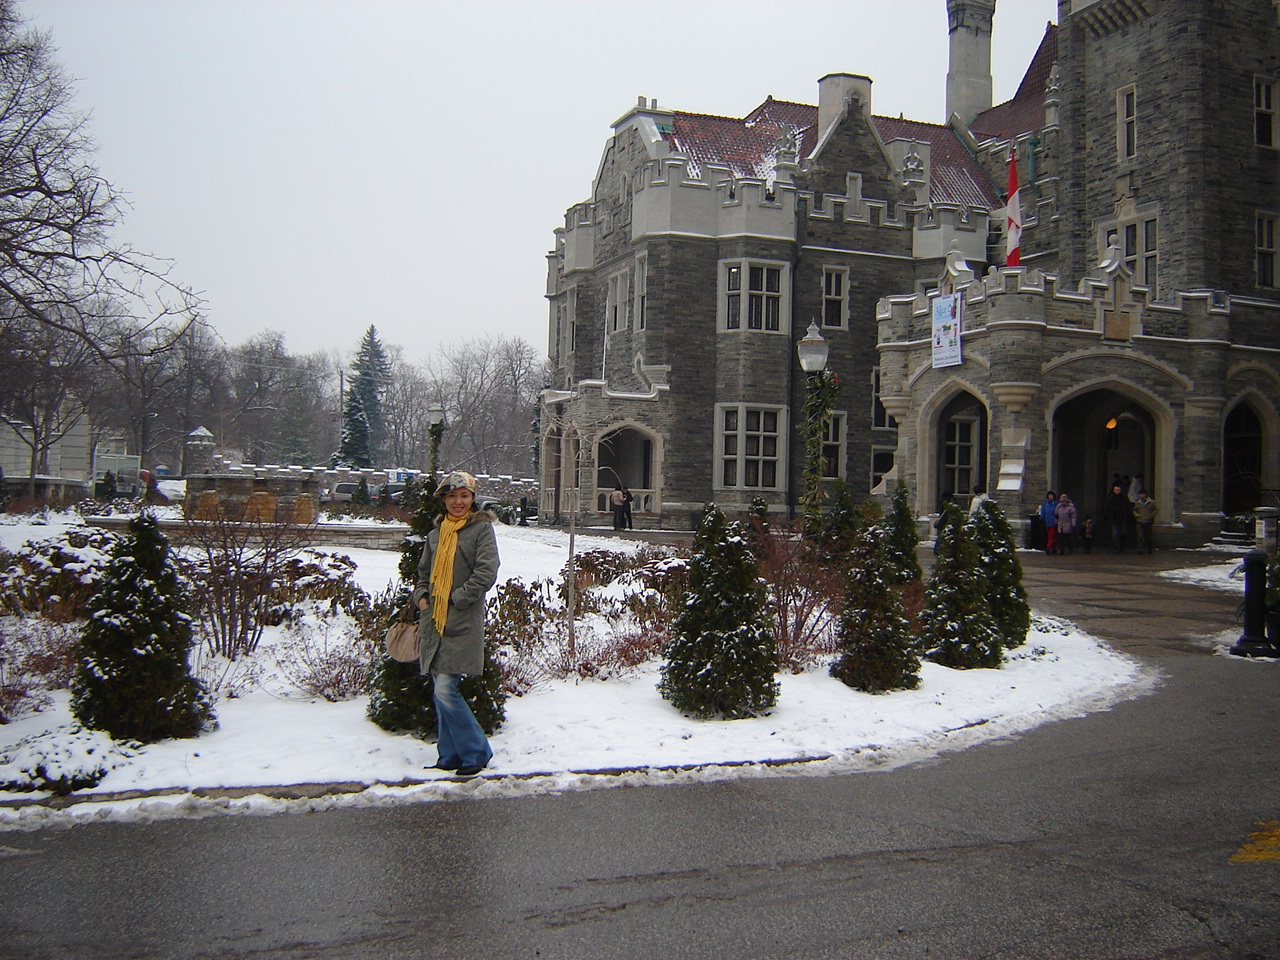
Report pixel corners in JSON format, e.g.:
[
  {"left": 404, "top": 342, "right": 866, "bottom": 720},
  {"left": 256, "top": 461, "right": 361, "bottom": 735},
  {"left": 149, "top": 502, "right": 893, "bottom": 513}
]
[
  {"left": 270, "top": 605, "right": 377, "bottom": 702},
  {"left": 749, "top": 519, "right": 845, "bottom": 672},
  {"left": 180, "top": 507, "right": 316, "bottom": 659},
  {"left": 0, "top": 616, "right": 80, "bottom": 722}
]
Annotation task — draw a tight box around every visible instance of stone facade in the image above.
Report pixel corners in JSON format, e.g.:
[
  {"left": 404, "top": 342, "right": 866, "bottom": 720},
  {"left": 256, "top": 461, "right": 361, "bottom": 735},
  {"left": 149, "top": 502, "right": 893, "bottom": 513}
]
[
  {"left": 545, "top": 0, "right": 1280, "bottom": 539},
  {"left": 543, "top": 83, "right": 994, "bottom": 529},
  {"left": 876, "top": 0, "right": 1280, "bottom": 545}
]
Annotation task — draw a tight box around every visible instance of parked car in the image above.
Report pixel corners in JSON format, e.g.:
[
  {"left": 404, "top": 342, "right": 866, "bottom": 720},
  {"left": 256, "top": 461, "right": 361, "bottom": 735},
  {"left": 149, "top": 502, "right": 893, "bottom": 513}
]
[{"left": 326, "top": 481, "right": 359, "bottom": 503}]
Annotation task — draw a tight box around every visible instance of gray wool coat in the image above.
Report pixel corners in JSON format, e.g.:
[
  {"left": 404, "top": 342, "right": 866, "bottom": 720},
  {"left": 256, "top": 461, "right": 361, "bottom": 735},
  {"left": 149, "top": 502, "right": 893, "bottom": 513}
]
[{"left": 410, "top": 509, "right": 500, "bottom": 676}]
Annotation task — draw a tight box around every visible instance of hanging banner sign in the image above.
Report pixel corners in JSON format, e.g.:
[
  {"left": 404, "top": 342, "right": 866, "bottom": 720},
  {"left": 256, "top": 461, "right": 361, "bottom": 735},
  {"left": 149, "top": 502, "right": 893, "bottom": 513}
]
[{"left": 931, "top": 292, "right": 963, "bottom": 368}]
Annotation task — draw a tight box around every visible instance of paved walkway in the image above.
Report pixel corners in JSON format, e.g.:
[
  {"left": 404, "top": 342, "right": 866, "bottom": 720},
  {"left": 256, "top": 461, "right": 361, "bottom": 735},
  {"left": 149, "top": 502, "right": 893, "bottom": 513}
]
[{"left": 1004, "top": 546, "right": 1246, "bottom": 657}]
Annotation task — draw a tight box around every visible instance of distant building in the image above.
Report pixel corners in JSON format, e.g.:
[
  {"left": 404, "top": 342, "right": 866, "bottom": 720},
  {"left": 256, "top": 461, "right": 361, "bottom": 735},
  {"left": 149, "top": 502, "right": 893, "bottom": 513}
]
[
  {"left": 542, "top": 0, "right": 1280, "bottom": 542},
  {"left": 1, "top": 415, "right": 92, "bottom": 501}
]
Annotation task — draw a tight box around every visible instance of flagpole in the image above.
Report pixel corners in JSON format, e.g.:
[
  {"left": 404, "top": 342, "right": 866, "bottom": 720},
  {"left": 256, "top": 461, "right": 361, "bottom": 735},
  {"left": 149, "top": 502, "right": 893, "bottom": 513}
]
[{"left": 1006, "top": 150, "right": 1022, "bottom": 267}]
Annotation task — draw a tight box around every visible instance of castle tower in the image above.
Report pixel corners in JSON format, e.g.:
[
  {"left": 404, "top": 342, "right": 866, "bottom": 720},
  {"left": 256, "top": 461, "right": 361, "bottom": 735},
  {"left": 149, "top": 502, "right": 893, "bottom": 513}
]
[{"left": 946, "top": 0, "right": 996, "bottom": 124}]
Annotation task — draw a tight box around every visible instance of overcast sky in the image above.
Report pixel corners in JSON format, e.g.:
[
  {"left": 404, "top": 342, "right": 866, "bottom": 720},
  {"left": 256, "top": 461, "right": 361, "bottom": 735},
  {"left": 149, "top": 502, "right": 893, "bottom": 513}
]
[{"left": 21, "top": 0, "right": 1056, "bottom": 365}]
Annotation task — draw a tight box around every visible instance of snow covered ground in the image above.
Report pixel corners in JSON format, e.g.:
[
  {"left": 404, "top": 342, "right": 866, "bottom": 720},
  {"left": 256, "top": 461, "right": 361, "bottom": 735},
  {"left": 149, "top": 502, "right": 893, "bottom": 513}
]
[{"left": 0, "top": 512, "right": 1185, "bottom": 831}]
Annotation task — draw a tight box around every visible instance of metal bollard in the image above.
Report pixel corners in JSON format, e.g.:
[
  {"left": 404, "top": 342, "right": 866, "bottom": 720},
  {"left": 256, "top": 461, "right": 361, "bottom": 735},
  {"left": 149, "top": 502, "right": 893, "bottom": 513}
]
[{"left": 1230, "top": 549, "right": 1279, "bottom": 658}]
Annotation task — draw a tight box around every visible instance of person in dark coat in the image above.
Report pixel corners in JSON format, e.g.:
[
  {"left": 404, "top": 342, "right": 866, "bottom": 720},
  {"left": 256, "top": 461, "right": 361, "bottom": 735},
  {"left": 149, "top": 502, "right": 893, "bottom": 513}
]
[
  {"left": 412, "top": 470, "right": 500, "bottom": 777},
  {"left": 1102, "top": 482, "right": 1129, "bottom": 553}
]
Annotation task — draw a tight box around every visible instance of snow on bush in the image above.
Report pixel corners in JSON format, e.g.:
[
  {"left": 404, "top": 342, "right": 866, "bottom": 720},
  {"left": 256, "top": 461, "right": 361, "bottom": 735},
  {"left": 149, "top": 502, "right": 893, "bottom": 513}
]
[
  {"left": 0, "top": 618, "right": 80, "bottom": 722},
  {"left": 0, "top": 526, "right": 119, "bottom": 620},
  {"left": 0, "top": 724, "right": 137, "bottom": 794}
]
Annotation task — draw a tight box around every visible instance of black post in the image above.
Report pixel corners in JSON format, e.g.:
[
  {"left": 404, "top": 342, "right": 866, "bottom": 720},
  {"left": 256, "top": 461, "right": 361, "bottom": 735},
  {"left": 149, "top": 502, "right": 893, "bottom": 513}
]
[
  {"left": 518, "top": 495, "right": 529, "bottom": 526},
  {"left": 1230, "top": 549, "right": 1279, "bottom": 657}
]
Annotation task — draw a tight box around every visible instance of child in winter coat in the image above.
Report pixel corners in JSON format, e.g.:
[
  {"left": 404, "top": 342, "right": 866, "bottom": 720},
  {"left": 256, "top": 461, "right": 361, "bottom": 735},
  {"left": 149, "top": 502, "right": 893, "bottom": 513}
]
[{"left": 1081, "top": 516, "right": 1096, "bottom": 553}]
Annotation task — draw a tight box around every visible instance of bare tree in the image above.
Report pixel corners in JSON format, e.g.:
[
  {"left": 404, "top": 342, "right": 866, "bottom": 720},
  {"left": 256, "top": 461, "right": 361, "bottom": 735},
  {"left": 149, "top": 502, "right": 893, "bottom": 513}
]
[
  {"left": 427, "top": 337, "right": 544, "bottom": 477},
  {"left": 0, "top": 2, "right": 200, "bottom": 370},
  {"left": 1, "top": 310, "right": 101, "bottom": 499},
  {"left": 381, "top": 350, "right": 432, "bottom": 469}
]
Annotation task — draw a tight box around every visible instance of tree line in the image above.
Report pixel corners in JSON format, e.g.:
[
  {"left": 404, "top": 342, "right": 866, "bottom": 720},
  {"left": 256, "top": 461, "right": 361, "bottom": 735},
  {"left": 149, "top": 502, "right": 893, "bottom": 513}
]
[{"left": 0, "top": 3, "right": 543, "bottom": 492}]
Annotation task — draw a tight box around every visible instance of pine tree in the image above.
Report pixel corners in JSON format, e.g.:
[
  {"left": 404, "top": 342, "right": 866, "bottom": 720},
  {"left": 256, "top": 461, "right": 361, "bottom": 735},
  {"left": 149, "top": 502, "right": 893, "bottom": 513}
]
[
  {"left": 350, "top": 325, "right": 391, "bottom": 463},
  {"left": 351, "top": 477, "right": 372, "bottom": 506},
  {"left": 335, "top": 386, "right": 372, "bottom": 468},
  {"left": 971, "top": 498, "right": 1031, "bottom": 649},
  {"left": 813, "top": 480, "right": 865, "bottom": 565},
  {"left": 830, "top": 524, "right": 921, "bottom": 692},
  {"left": 660, "top": 504, "right": 779, "bottom": 719},
  {"left": 917, "top": 501, "right": 1004, "bottom": 669},
  {"left": 883, "top": 480, "right": 923, "bottom": 585},
  {"left": 70, "top": 514, "right": 215, "bottom": 742}
]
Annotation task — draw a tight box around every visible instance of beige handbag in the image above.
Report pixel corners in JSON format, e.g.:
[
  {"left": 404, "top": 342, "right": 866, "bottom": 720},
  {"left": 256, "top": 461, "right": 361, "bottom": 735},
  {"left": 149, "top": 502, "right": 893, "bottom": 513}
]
[{"left": 384, "top": 603, "right": 420, "bottom": 662}]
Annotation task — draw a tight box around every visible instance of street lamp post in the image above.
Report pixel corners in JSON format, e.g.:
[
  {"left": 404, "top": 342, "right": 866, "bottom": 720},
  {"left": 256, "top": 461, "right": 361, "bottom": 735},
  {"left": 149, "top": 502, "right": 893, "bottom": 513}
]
[
  {"left": 427, "top": 402, "right": 446, "bottom": 481},
  {"left": 796, "top": 321, "right": 835, "bottom": 533}
]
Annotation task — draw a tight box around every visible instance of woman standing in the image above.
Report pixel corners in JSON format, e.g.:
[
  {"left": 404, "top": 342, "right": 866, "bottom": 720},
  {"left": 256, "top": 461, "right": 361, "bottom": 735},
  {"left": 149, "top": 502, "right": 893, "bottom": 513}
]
[
  {"left": 1054, "top": 492, "right": 1078, "bottom": 555},
  {"left": 412, "top": 471, "right": 499, "bottom": 776},
  {"left": 1039, "top": 491, "right": 1059, "bottom": 555}
]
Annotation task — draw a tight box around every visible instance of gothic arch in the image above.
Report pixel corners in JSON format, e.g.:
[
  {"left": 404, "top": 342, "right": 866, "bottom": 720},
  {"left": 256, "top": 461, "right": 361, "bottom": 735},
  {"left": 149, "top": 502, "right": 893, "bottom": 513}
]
[
  {"left": 915, "top": 380, "right": 991, "bottom": 517},
  {"left": 594, "top": 421, "right": 663, "bottom": 515},
  {"left": 1222, "top": 389, "right": 1280, "bottom": 513},
  {"left": 1046, "top": 377, "right": 1175, "bottom": 521}
]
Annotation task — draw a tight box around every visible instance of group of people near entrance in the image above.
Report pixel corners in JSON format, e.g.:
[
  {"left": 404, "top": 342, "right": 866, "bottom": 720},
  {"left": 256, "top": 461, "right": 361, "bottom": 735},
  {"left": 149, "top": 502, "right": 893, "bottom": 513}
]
[{"left": 1039, "top": 472, "right": 1159, "bottom": 555}]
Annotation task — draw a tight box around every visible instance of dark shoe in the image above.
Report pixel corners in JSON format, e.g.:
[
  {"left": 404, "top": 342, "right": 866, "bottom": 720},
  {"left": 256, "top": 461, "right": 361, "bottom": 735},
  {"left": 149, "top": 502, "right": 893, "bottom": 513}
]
[
  {"left": 432, "top": 760, "right": 461, "bottom": 771},
  {"left": 455, "top": 763, "right": 487, "bottom": 777}
]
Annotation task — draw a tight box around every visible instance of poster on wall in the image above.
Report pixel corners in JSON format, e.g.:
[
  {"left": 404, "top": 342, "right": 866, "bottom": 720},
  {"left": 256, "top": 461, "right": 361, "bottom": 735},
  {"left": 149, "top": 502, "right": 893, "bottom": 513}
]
[{"left": 931, "top": 292, "right": 963, "bottom": 368}]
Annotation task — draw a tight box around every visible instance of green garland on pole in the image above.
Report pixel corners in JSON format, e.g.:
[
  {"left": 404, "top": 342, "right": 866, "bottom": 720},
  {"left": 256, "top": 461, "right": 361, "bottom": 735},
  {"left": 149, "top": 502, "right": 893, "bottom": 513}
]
[{"left": 800, "top": 368, "right": 840, "bottom": 535}]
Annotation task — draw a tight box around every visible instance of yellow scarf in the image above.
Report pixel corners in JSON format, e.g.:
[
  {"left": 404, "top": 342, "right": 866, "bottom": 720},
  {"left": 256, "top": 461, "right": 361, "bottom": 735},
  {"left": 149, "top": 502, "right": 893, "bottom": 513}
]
[{"left": 430, "top": 514, "right": 468, "bottom": 634}]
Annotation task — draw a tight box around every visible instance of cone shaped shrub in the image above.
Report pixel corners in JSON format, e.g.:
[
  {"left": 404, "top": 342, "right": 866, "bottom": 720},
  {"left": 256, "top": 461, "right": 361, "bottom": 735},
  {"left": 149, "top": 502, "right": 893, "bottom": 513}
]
[
  {"left": 70, "top": 514, "right": 215, "bottom": 742},
  {"left": 883, "top": 481, "right": 923, "bottom": 585},
  {"left": 659, "top": 504, "right": 778, "bottom": 719},
  {"left": 830, "top": 524, "right": 921, "bottom": 692},
  {"left": 917, "top": 501, "right": 1004, "bottom": 669},
  {"left": 971, "top": 499, "right": 1030, "bottom": 649}
]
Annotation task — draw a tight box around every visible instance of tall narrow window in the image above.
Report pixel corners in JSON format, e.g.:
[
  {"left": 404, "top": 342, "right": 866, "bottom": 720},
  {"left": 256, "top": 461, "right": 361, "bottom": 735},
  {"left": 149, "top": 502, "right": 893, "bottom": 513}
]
[
  {"left": 872, "top": 367, "right": 897, "bottom": 430},
  {"left": 820, "top": 413, "right": 846, "bottom": 479},
  {"left": 607, "top": 275, "right": 621, "bottom": 333},
  {"left": 635, "top": 256, "right": 648, "bottom": 330},
  {"left": 1258, "top": 213, "right": 1277, "bottom": 287},
  {"left": 1256, "top": 78, "right": 1278, "bottom": 148},
  {"left": 726, "top": 265, "right": 741, "bottom": 330},
  {"left": 822, "top": 267, "right": 847, "bottom": 328},
  {"left": 1117, "top": 85, "right": 1137, "bottom": 160},
  {"left": 719, "top": 405, "right": 783, "bottom": 489},
  {"left": 943, "top": 417, "right": 977, "bottom": 500}
]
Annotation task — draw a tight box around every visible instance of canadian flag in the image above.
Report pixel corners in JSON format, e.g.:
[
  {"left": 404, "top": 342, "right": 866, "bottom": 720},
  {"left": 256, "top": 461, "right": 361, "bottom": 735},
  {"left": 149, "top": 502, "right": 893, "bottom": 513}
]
[{"left": 1006, "top": 151, "right": 1022, "bottom": 267}]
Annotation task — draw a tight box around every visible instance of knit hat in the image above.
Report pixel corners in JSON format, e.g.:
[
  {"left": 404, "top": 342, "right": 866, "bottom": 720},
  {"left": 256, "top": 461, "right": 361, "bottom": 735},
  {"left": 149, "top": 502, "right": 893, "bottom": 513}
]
[{"left": 435, "top": 470, "right": 477, "bottom": 496}]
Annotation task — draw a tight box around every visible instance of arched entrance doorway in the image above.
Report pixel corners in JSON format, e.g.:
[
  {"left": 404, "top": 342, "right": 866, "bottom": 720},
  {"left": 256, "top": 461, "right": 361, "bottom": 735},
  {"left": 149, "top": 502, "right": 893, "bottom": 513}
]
[
  {"left": 1052, "top": 389, "right": 1155, "bottom": 522},
  {"left": 934, "top": 392, "right": 987, "bottom": 510},
  {"left": 596, "top": 426, "right": 656, "bottom": 515},
  {"left": 1223, "top": 402, "right": 1263, "bottom": 514}
]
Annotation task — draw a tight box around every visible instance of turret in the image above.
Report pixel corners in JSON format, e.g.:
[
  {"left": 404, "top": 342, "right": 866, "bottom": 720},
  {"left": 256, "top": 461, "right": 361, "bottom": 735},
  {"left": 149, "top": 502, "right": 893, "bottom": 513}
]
[{"left": 945, "top": 0, "right": 996, "bottom": 124}]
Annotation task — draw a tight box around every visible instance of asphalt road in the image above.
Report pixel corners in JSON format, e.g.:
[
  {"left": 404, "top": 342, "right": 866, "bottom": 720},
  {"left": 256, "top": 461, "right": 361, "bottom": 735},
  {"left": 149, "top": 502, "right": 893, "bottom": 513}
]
[{"left": 0, "top": 550, "right": 1277, "bottom": 959}]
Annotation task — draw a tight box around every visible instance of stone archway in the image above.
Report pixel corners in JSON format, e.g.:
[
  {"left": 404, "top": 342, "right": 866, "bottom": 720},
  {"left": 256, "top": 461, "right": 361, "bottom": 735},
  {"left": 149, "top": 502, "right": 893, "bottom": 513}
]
[
  {"left": 1052, "top": 389, "right": 1156, "bottom": 523},
  {"left": 595, "top": 425, "right": 657, "bottom": 515},
  {"left": 933, "top": 392, "right": 988, "bottom": 512},
  {"left": 1223, "top": 402, "right": 1263, "bottom": 515}
]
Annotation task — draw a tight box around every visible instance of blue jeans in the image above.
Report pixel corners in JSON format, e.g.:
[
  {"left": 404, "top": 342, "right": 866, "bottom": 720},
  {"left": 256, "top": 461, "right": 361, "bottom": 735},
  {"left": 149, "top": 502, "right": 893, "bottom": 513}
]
[{"left": 432, "top": 672, "right": 492, "bottom": 769}]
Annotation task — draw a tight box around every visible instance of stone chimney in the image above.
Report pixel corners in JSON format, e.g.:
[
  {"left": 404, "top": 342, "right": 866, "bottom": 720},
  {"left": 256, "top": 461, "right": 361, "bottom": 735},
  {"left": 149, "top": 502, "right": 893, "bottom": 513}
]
[
  {"left": 817, "top": 73, "right": 873, "bottom": 143},
  {"left": 946, "top": 0, "right": 996, "bottom": 124}
]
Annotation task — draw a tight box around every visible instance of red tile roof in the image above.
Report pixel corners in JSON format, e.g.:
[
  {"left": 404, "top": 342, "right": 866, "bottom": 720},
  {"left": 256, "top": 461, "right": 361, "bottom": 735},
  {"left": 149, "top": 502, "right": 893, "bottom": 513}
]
[
  {"left": 969, "top": 23, "right": 1058, "bottom": 141},
  {"left": 665, "top": 98, "right": 999, "bottom": 208}
]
